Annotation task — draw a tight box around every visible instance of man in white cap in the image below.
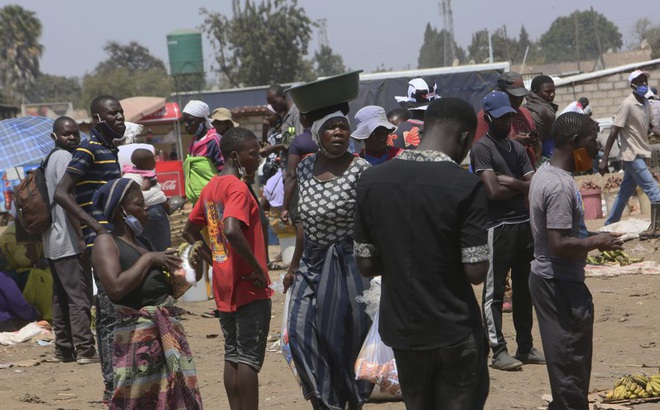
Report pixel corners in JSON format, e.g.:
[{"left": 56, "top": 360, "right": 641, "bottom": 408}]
[
  {"left": 351, "top": 106, "right": 401, "bottom": 166},
  {"left": 183, "top": 100, "right": 223, "bottom": 172},
  {"left": 599, "top": 70, "right": 660, "bottom": 225},
  {"left": 390, "top": 78, "right": 438, "bottom": 149}
]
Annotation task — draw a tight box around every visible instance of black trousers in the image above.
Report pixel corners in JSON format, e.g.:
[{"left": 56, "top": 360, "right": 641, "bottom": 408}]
[
  {"left": 482, "top": 222, "right": 535, "bottom": 356},
  {"left": 49, "top": 254, "right": 95, "bottom": 358},
  {"left": 529, "top": 274, "right": 593, "bottom": 410},
  {"left": 393, "top": 333, "right": 489, "bottom": 410}
]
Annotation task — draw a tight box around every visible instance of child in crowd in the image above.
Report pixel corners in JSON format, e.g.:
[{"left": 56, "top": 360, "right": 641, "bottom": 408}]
[
  {"left": 122, "top": 149, "right": 171, "bottom": 251},
  {"left": 183, "top": 127, "right": 272, "bottom": 410}
]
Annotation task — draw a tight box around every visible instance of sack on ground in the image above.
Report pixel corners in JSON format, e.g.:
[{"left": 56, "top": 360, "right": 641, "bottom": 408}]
[{"left": 354, "top": 309, "right": 401, "bottom": 396}]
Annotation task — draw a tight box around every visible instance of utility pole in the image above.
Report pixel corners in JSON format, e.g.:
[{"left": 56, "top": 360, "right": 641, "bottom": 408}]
[
  {"left": 440, "top": 0, "right": 455, "bottom": 66},
  {"left": 317, "top": 18, "right": 329, "bottom": 49},
  {"left": 574, "top": 13, "right": 581, "bottom": 72},
  {"left": 488, "top": 29, "right": 494, "bottom": 64},
  {"left": 591, "top": 6, "right": 603, "bottom": 58}
]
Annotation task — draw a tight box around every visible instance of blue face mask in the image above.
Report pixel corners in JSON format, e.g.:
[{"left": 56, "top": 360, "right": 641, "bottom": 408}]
[
  {"left": 196, "top": 122, "right": 205, "bottom": 136},
  {"left": 634, "top": 84, "right": 649, "bottom": 98},
  {"left": 122, "top": 208, "right": 145, "bottom": 237}
]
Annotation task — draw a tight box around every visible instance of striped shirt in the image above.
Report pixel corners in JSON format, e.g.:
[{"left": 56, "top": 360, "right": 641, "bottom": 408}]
[{"left": 66, "top": 129, "right": 120, "bottom": 248}]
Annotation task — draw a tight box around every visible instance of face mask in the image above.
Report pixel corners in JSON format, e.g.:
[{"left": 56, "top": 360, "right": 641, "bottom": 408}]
[
  {"left": 633, "top": 84, "right": 649, "bottom": 98},
  {"left": 122, "top": 208, "right": 144, "bottom": 236},
  {"left": 572, "top": 147, "right": 593, "bottom": 172},
  {"left": 95, "top": 120, "right": 124, "bottom": 141},
  {"left": 195, "top": 122, "right": 205, "bottom": 136},
  {"left": 233, "top": 154, "right": 246, "bottom": 177}
]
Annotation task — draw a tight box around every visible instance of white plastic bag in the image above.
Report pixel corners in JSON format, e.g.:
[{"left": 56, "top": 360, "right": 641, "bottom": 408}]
[
  {"left": 354, "top": 309, "right": 401, "bottom": 396},
  {"left": 281, "top": 290, "right": 302, "bottom": 385}
]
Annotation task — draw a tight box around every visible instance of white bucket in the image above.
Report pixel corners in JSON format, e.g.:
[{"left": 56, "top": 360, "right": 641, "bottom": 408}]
[
  {"left": 179, "top": 265, "right": 213, "bottom": 303},
  {"left": 278, "top": 234, "right": 296, "bottom": 265}
]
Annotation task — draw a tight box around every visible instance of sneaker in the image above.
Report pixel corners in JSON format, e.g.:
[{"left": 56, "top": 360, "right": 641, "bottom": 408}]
[
  {"left": 77, "top": 353, "right": 100, "bottom": 364},
  {"left": 515, "top": 347, "right": 546, "bottom": 364},
  {"left": 502, "top": 299, "right": 513, "bottom": 313},
  {"left": 45, "top": 353, "right": 75, "bottom": 363},
  {"left": 491, "top": 351, "right": 523, "bottom": 371}
]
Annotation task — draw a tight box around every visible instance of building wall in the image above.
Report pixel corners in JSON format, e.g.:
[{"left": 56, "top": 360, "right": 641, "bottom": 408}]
[
  {"left": 554, "top": 63, "right": 660, "bottom": 120},
  {"left": 233, "top": 112, "right": 266, "bottom": 137}
]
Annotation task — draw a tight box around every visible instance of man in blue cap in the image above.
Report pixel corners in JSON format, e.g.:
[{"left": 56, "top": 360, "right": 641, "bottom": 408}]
[{"left": 470, "top": 91, "right": 544, "bottom": 371}]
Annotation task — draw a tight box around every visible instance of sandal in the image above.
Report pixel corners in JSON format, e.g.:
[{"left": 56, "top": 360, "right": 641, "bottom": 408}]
[{"left": 267, "top": 262, "right": 283, "bottom": 270}]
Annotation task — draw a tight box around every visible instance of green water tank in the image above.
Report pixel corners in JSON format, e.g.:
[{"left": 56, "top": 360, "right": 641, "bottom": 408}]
[{"left": 167, "top": 29, "right": 204, "bottom": 75}]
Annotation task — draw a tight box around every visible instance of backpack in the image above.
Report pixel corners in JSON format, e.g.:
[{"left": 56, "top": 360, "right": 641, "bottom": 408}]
[{"left": 13, "top": 148, "right": 61, "bottom": 236}]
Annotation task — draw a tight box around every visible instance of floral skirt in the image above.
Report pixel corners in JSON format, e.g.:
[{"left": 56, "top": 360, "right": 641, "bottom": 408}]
[{"left": 110, "top": 298, "right": 202, "bottom": 410}]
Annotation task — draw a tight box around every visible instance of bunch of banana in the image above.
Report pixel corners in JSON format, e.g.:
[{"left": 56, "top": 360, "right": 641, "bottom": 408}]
[
  {"left": 586, "top": 250, "right": 644, "bottom": 266},
  {"left": 604, "top": 374, "right": 660, "bottom": 400}
]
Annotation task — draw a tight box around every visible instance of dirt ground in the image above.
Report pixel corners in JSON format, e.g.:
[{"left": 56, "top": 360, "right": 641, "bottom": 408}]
[{"left": 1, "top": 219, "right": 660, "bottom": 409}]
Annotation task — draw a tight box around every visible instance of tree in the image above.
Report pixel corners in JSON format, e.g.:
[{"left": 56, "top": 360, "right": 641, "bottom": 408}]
[
  {"left": 468, "top": 30, "right": 490, "bottom": 64},
  {"left": 632, "top": 18, "right": 652, "bottom": 46},
  {"left": 314, "top": 45, "right": 345, "bottom": 77},
  {"left": 418, "top": 24, "right": 465, "bottom": 68},
  {"left": 537, "top": 9, "right": 622, "bottom": 63},
  {"left": 82, "top": 41, "right": 172, "bottom": 107},
  {"left": 647, "top": 27, "right": 660, "bottom": 59},
  {"left": 467, "top": 26, "right": 521, "bottom": 64},
  {"left": 25, "top": 74, "right": 83, "bottom": 107},
  {"left": 96, "top": 41, "right": 167, "bottom": 73},
  {"left": 0, "top": 5, "right": 44, "bottom": 104},
  {"left": 201, "top": 0, "right": 314, "bottom": 87}
]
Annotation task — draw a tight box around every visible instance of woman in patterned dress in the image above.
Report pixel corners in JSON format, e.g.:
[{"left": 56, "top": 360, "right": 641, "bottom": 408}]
[
  {"left": 282, "top": 111, "right": 373, "bottom": 410},
  {"left": 91, "top": 179, "right": 203, "bottom": 410}
]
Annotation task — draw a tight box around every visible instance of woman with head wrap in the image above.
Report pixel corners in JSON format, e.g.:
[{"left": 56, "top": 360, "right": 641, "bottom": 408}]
[
  {"left": 282, "top": 109, "right": 373, "bottom": 410},
  {"left": 183, "top": 100, "right": 224, "bottom": 172},
  {"left": 91, "top": 178, "right": 203, "bottom": 410},
  {"left": 183, "top": 100, "right": 224, "bottom": 206}
]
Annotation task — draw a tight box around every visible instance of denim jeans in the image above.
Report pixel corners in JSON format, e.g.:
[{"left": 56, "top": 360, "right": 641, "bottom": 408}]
[{"left": 605, "top": 157, "right": 660, "bottom": 225}]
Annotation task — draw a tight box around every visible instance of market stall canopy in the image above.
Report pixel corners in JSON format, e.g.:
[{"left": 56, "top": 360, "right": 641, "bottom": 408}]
[
  {"left": 139, "top": 102, "right": 182, "bottom": 124},
  {"left": 0, "top": 116, "right": 89, "bottom": 171},
  {"left": 119, "top": 96, "right": 166, "bottom": 122}
]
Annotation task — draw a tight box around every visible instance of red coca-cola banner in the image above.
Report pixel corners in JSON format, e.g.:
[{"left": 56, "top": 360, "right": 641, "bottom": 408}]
[
  {"left": 140, "top": 102, "right": 181, "bottom": 125},
  {"left": 155, "top": 160, "right": 184, "bottom": 198}
]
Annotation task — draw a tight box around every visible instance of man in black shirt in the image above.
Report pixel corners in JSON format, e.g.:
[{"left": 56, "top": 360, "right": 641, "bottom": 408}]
[
  {"left": 470, "top": 91, "right": 544, "bottom": 371},
  {"left": 355, "top": 97, "right": 490, "bottom": 410}
]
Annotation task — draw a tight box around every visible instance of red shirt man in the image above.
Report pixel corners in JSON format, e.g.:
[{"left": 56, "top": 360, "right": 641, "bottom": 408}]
[{"left": 188, "top": 174, "right": 272, "bottom": 311}]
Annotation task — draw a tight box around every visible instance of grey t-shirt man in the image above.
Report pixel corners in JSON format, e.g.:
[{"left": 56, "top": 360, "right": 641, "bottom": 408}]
[
  {"left": 529, "top": 163, "right": 587, "bottom": 282},
  {"left": 42, "top": 150, "right": 81, "bottom": 259},
  {"left": 281, "top": 104, "right": 303, "bottom": 148}
]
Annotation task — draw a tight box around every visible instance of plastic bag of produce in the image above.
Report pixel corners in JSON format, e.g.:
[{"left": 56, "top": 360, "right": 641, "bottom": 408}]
[
  {"left": 354, "top": 309, "right": 401, "bottom": 396},
  {"left": 281, "top": 290, "right": 302, "bottom": 385}
]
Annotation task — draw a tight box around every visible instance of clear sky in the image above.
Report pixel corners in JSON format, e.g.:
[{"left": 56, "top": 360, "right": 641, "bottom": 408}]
[{"left": 5, "top": 0, "right": 656, "bottom": 79}]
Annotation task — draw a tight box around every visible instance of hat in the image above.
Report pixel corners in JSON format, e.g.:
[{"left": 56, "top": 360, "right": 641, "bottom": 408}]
[
  {"left": 92, "top": 178, "right": 139, "bottom": 221},
  {"left": 182, "top": 100, "right": 212, "bottom": 128},
  {"left": 483, "top": 91, "right": 517, "bottom": 118},
  {"left": 395, "top": 78, "right": 439, "bottom": 107},
  {"left": 629, "top": 70, "right": 651, "bottom": 85},
  {"left": 497, "top": 72, "right": 528, "bottom": 97},
  {"left": 211, "top": 108, "right": 239, "bottom": 127},
  {"left": 351, "top": 106, "right": 396, "bottom": 140}
]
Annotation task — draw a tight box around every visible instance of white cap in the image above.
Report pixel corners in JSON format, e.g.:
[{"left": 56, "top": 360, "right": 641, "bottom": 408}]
[{"left": 628, "top": 69, "right": 651, "bottom": 85}]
